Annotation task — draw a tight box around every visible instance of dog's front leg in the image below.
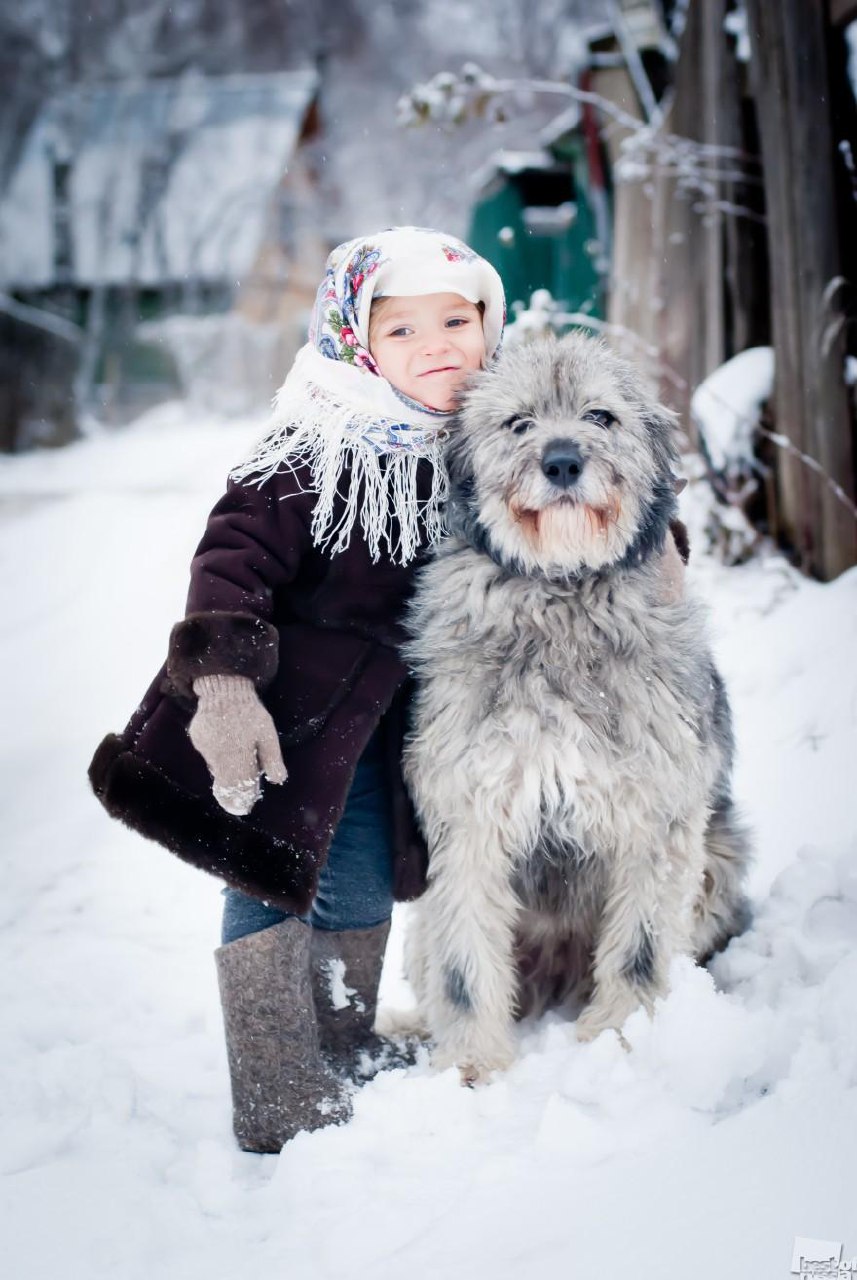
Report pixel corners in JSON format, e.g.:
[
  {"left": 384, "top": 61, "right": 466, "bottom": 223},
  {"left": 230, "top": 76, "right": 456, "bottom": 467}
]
[
  {"left": 419, "top": 827, "right": 520, "bottom": 1085},
  {"left": 576, "top": 828, "right": 701, "bottom": 1043}
]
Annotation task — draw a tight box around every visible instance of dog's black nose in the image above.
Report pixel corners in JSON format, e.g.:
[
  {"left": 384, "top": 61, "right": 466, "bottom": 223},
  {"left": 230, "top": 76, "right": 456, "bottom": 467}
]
[{"left": 541, "top": 441, "right": 584, "bottom": 489}]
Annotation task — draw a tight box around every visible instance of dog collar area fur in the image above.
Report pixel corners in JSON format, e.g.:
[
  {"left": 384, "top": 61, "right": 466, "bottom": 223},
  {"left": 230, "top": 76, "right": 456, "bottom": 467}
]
[{"left": 449, "top": 504, "right": 678, "bottom": 590}]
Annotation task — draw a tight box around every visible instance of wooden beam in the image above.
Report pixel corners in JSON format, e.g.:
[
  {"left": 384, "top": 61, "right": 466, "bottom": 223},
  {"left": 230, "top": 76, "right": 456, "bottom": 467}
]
[
  {"left": 745, "top": 0, "right": 857, "bottom": 577},
  {"left": 829, "top": 0, "right": 857, "bottom": 28}
]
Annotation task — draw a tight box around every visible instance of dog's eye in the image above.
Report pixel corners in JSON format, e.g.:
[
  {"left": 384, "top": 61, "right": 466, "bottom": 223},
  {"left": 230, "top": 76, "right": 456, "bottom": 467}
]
[
  {"left": 581, "top": 408, "right": 617, "bottom": 429},
  {"left": 503, "top": 414, "right": 536, "bottom": 435}
]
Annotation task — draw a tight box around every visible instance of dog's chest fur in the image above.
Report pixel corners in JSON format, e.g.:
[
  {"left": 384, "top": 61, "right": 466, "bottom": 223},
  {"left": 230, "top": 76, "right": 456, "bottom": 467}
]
[{"left": 406, "top": 542, "right": 720, "bottom": 870}]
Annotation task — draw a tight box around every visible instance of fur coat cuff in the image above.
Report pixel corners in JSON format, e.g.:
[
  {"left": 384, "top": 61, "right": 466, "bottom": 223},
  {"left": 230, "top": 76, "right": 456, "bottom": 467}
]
[{"left": 166, "top": 611, "right": 279, "bottom": 701}]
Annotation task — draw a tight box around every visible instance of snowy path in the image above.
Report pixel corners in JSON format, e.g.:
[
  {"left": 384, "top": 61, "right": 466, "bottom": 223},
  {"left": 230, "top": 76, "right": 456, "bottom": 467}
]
[{"left": 1, "top": 405, "right": 855, "bottom": 1280}]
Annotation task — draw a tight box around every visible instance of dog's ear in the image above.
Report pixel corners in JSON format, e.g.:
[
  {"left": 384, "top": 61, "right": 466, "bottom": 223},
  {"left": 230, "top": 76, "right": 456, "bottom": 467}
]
[
  {"left": 640, "top": 401, "right": 683, "bottom": 472},
  {"left": 443, "top": 416, "right": 479, "bottom": 540},
  {"left": 614, "top": 401, "right": 682, "bottom": 571},
  {"left": 442, "top": 411, "right": 503, "bottom": 563},
  {"left": 443, "top": 411, "right": 471, "bottom": 487},
  {"left": 640, "top": 403, "right": 684, "bottom": 524}
]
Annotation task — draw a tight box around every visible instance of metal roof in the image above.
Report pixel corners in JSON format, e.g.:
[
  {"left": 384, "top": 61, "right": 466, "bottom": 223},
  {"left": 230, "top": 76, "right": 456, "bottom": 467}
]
[{"left": 0, "top": 69, "right": 318, "bottom": 289}]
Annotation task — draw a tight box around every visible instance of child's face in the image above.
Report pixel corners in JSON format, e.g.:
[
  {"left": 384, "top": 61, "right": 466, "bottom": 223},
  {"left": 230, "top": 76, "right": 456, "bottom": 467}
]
[{"left": 369, "top": 292, "right": 486, "bottom": 411}]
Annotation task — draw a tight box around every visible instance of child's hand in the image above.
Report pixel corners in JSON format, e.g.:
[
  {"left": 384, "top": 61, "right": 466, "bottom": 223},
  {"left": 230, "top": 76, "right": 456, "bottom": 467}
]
[{"left": 188, "top": 675, "right": 287, "bottom": 816}]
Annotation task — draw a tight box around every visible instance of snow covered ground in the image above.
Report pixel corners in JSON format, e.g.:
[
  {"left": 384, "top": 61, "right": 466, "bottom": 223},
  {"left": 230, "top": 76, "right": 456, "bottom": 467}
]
[{"left": 1, "top": 403, "right": 855, "bottom": 1280}]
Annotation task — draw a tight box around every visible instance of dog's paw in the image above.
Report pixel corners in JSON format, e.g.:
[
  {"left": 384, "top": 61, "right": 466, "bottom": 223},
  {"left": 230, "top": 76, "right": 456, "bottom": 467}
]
[
  {"left": 575, "top": 997, "right": 637, "bottom": 1044},
  {"left": 577, "top": 975, "right": 662, "bottom": 1044},
  {"left": 457, "top": 1061, "right": 496, "bottom": 1088},
  {"left": 432, "top": 1041, "right": 516, "bottom": 1086},
  {"left": 375, "top": 1006, "right": 431, "bottom": 1041},
  {"left": 575, "top": 1016, "right": 612, "bottom": 1044}
]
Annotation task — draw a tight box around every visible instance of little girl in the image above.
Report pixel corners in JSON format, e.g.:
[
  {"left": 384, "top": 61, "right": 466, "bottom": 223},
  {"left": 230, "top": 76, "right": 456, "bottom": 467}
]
[{"left": 89, "top": 226, "right": 506, "bottom": 1153}]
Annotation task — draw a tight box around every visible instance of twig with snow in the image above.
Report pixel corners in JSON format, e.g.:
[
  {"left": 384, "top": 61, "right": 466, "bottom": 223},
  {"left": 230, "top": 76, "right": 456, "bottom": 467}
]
[{"left": 397, "top": 63, "right": 765, "bottom": 226}]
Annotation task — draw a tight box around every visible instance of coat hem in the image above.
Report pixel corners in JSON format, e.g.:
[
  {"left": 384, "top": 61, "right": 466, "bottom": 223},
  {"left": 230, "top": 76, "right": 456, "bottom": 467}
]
[{"left": 88, "top": 733, "right": 320, "bottom": 913}]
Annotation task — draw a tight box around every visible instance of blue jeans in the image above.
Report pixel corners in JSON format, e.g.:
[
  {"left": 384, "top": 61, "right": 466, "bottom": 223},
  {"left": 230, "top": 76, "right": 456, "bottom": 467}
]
[{"left": 221, "top": 727, "right": 395, "bottom": 944}]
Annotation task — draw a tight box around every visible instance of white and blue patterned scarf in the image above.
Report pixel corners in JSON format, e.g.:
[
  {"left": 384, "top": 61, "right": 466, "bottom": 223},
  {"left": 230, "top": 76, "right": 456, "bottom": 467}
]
[{"left": 231, "top": 226, "right": 505, "bottom": 564}]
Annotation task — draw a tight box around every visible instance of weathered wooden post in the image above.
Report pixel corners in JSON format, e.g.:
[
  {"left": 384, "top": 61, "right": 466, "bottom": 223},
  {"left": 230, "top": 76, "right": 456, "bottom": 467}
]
[{"left": 744, "top": 0, "right": 857, "bottom": 578}]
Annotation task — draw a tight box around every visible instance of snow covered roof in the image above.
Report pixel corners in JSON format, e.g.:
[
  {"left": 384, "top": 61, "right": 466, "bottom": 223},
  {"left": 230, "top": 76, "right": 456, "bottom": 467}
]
[
  {"left": 0, "top": 69, "right": 318, "bottom": 290},
  {"left": 539, "top": 105, "right": 583, "bottom": 149},
  {"left": 471, "top": 148, "right": 563, "bottom": 196},
  {"left": 492, "top": 149, "right": 558, "bottom": 175}
]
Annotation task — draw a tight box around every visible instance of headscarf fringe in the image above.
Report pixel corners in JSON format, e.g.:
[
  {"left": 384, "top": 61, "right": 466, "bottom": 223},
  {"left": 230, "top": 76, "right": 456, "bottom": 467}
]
[{"left": 230, "top": 378, "right": 448, "bottom": 566}]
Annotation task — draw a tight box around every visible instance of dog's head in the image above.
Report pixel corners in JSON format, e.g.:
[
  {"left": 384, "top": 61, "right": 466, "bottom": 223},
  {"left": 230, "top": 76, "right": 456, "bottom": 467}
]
[{"left": 444, "top": 332, "right": 681, "bottom": 580}]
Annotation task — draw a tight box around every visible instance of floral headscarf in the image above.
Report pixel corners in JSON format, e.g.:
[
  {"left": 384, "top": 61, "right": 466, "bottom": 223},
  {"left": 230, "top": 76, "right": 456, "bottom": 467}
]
[
  {"left": 309, "top": 228, "right": 504, "bottom": 379},
  {"left": 231, "top": 227, "right": 506, "bottom": 563}
]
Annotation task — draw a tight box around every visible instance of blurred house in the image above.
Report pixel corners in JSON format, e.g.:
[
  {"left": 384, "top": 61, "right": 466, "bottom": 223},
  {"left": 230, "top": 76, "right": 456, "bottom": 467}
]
[
  {"left": 0, "top": 68, "right": 322, "bottom": 449},
  {"left": 467, "top": 97, "right": 610, "bottom": 320}
]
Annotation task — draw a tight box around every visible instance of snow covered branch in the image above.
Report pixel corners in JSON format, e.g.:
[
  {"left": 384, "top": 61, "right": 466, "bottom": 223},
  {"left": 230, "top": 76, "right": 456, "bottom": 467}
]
[{"left": 398, "top": 63, "right": 765, "bottom": 225}]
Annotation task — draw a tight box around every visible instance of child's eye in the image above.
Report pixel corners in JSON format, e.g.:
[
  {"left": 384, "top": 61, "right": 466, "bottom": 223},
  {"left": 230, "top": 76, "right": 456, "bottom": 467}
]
[
  {"left": 388, "top": 326, "right": 413, "bottom": 338},
  {"left": 446, "top": 317, "right": 469, "bottom": 328}
]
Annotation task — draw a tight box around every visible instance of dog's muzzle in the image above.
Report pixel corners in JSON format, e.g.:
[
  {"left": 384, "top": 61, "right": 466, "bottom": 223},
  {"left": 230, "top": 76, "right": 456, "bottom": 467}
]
[{"left": 541, "top": 440, "right": 584, "bottom": 490}]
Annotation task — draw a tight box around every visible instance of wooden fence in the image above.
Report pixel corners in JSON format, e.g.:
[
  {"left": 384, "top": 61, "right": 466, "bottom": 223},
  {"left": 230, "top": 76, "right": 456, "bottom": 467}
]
[{"left": 597, "top": 0, "right": 857, "bottom": 580}]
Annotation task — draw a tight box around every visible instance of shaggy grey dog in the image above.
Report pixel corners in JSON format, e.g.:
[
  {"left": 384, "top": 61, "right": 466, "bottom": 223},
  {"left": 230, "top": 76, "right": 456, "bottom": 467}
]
[{"left": 399, "top": 333, "right": 750, "bottom": 1085}]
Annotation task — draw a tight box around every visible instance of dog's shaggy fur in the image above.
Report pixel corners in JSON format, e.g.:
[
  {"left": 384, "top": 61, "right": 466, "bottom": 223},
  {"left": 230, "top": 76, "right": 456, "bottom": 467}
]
[{"left": 400, "top": 333, "right": 751, "bottom": 1084}]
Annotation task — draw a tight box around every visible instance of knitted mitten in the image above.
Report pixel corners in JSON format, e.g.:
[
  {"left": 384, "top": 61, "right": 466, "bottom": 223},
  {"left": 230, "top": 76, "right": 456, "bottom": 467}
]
[{"left": 189, "top": 674, "right": 286, "bottom": 816}]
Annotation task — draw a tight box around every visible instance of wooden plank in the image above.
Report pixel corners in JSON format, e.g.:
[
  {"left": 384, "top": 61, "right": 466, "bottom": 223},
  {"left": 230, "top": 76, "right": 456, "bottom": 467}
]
[
  {"left": 701, "top": 0, "right": 727, "bottom": 379},
  {"left": 745, "top": 0, "right": 856, "bottom": 577},
  {"left": 596, "top": 64, "right": 659, "bottom": 367},
  {"left": 829, "top": 0, "right": 857, "bottom": 27},
  {"left": 653, "top": 0, "right": 728, "bottom": 420}
]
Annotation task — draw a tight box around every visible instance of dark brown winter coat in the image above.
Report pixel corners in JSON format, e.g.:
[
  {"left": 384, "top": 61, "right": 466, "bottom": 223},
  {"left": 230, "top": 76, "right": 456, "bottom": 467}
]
[{"left": 88, "top": 461, "right": 431, "bottom": 913}]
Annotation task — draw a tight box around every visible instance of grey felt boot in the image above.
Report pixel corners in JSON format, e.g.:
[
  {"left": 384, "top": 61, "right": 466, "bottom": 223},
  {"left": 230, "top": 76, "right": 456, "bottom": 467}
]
[
  {"left": 310, "top": 921, "right": 417, "bottom": 1079},
  {"left": 215, "top": 918, "right": 352, "bottom": 1153}
]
